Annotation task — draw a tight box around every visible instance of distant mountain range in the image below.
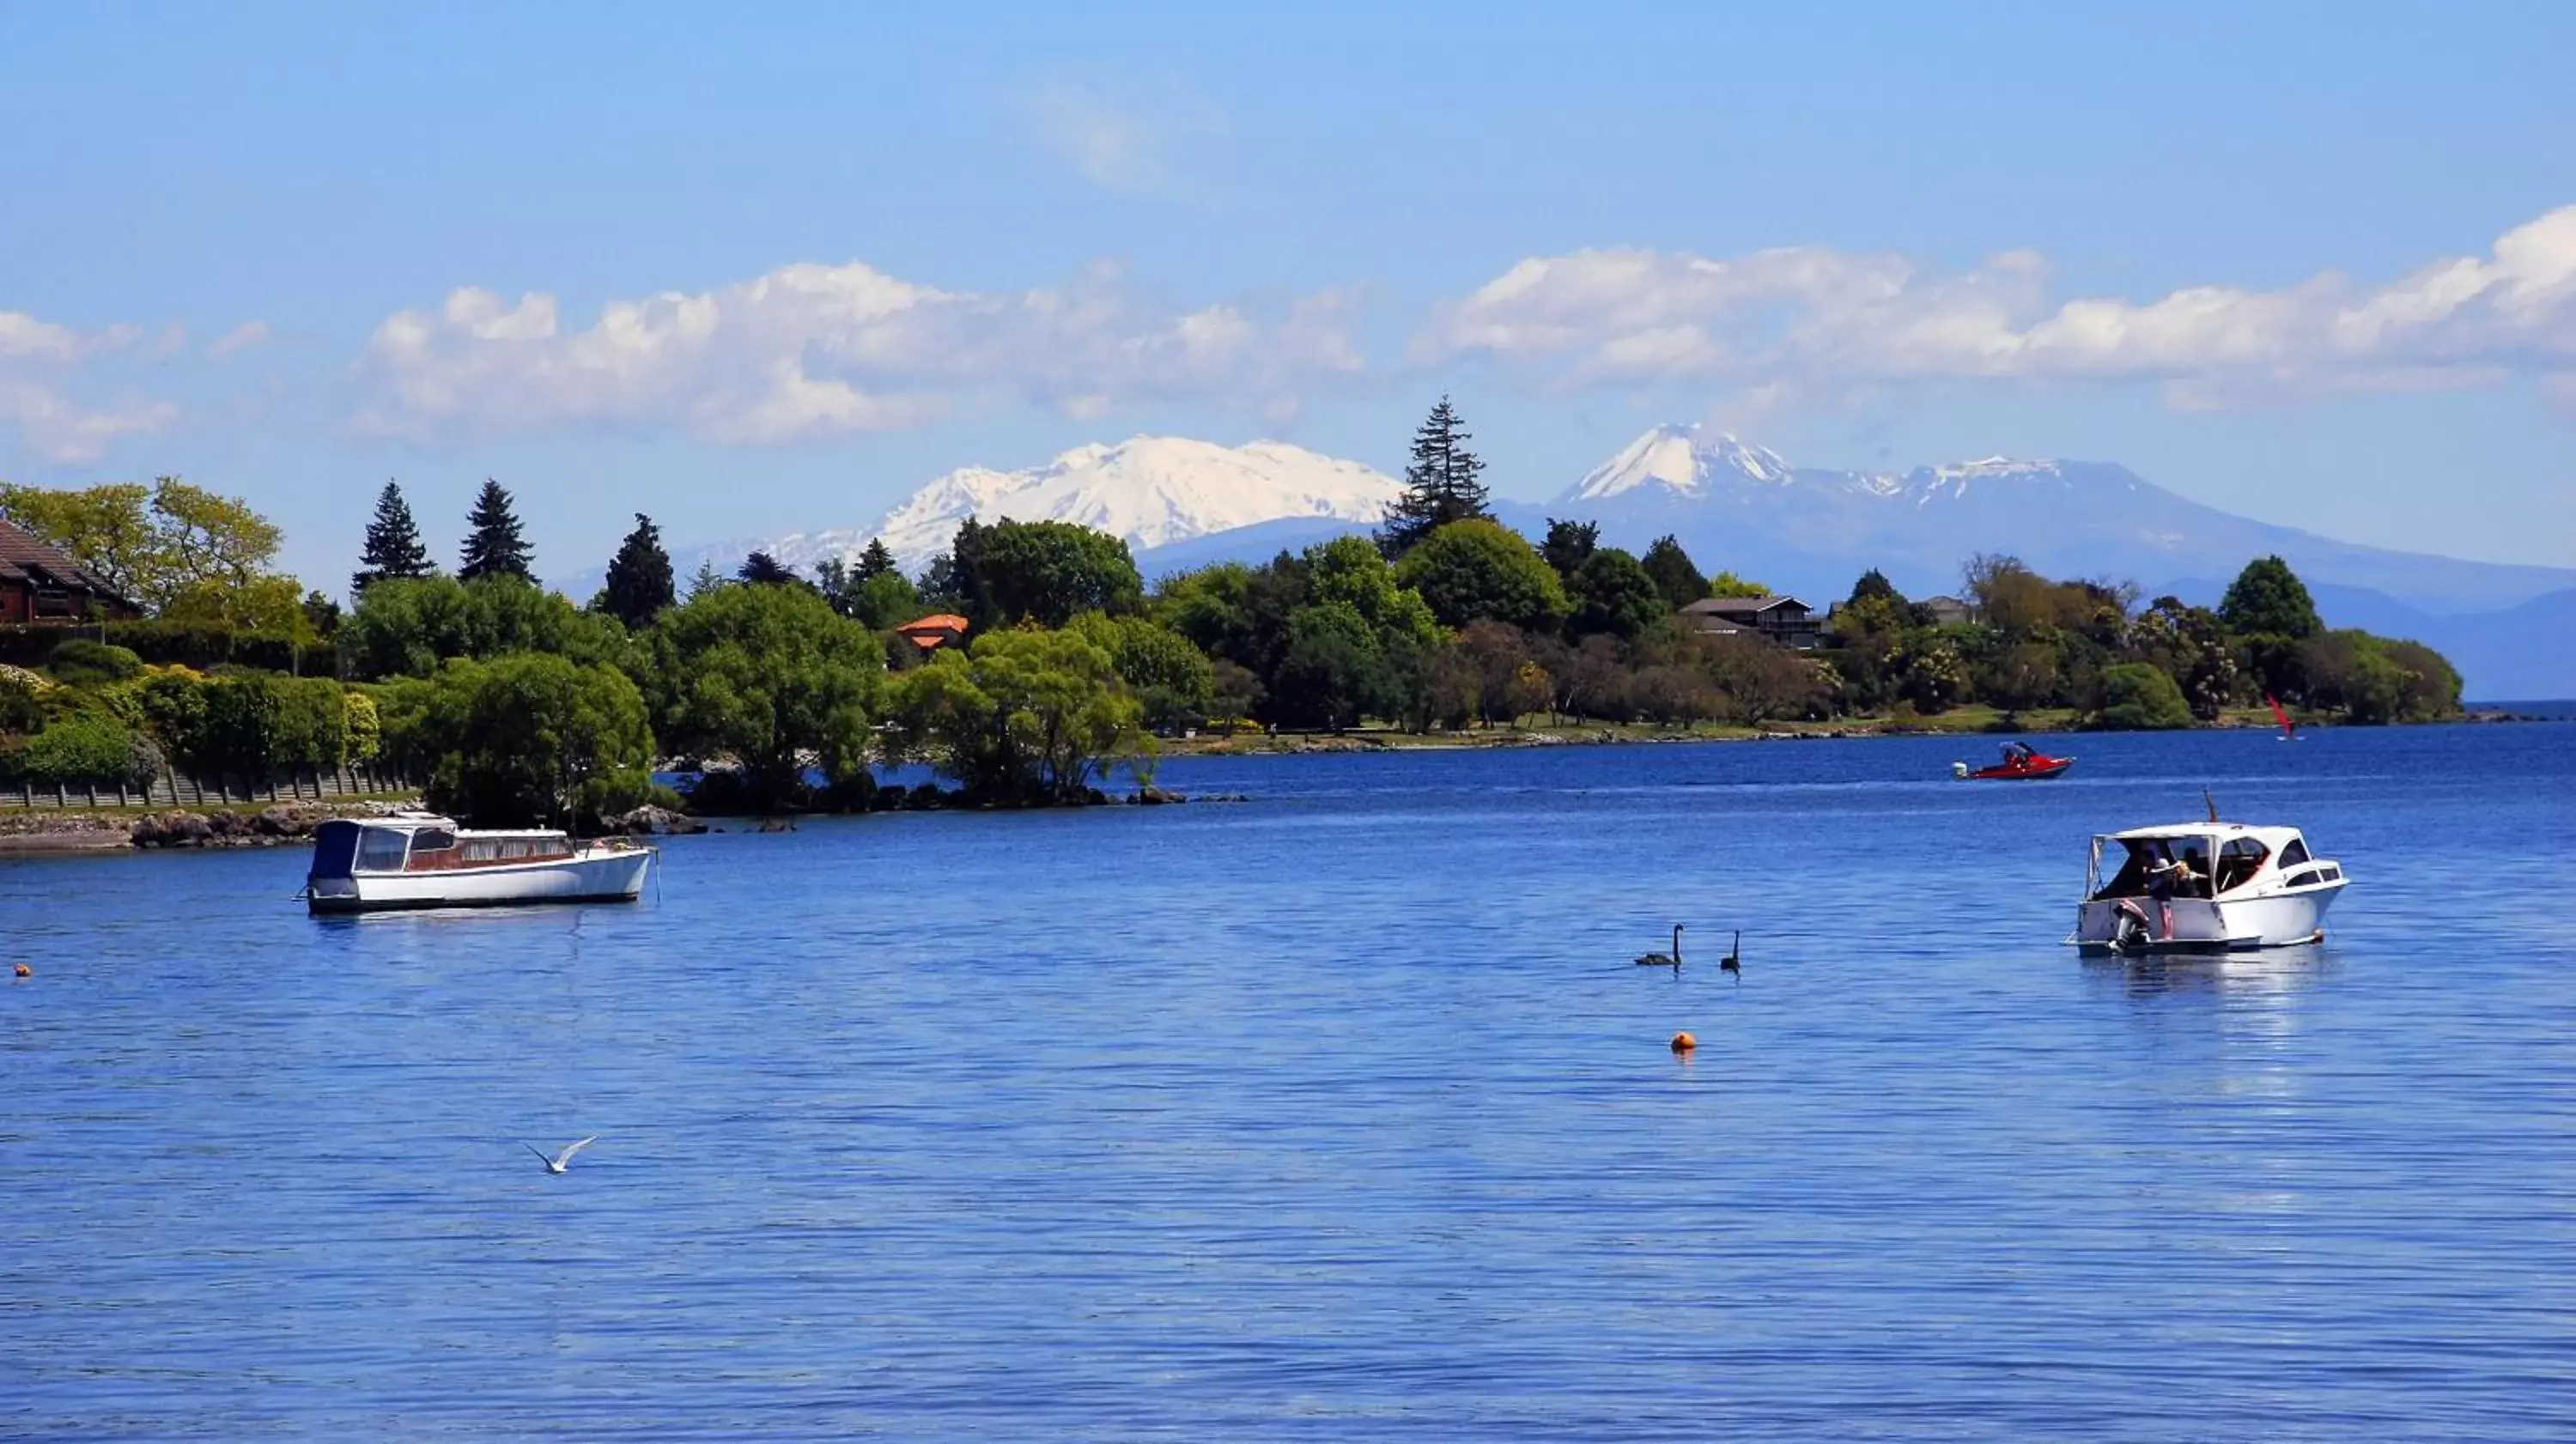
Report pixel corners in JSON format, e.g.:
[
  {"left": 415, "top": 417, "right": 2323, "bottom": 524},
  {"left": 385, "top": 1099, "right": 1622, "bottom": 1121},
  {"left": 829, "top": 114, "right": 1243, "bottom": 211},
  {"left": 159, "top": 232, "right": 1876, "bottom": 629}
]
[{"left": 604, "top": 427, "right": 2575, "bottom": 699}]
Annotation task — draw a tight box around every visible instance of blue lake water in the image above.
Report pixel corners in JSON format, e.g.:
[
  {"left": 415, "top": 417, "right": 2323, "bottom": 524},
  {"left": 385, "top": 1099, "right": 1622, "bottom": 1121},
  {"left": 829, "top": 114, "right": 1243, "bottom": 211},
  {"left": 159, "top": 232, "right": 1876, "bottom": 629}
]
[{"left": 3, "top": 723, "right": 2573, "bottom": 1441}]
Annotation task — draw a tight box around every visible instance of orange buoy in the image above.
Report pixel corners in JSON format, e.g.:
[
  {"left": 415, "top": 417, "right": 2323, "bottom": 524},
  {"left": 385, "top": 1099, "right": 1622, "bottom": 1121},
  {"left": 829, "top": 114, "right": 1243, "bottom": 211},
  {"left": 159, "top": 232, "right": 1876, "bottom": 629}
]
[
  {"left": 1669, "top": 1030, "right": 1696, "bottom": 1053},
  {"left": 12, "top": 963, "right": 29, "bottom": 979}
]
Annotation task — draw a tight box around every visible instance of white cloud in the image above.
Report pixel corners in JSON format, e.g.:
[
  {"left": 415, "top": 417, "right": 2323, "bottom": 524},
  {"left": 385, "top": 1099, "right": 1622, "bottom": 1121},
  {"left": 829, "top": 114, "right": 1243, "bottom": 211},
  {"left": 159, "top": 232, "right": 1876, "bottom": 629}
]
[
  {"left": 1024, "top": 74, "right": 1229, "bottom": 197},
  {"left": 352, "top": 260, "right": 1365, "bottom": 445},
  {"left": 207, "top": 320, "right": 274, "bottom": 358},
  {"left": 1421, "top": 206, "right": 2576, "bottom": 408},
  {"left": 0, "top": 309, "right": 178, "bottom": 462}
]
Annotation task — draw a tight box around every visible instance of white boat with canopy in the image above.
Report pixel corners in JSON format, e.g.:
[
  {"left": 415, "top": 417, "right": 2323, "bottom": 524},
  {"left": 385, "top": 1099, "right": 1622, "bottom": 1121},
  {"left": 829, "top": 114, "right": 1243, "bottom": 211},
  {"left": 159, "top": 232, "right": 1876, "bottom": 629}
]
[
  {"left": 2067, "top": 819, "right": 2346, "bottom": 954},
  {"left": 305, "top": 813, "right": 653, "bottom": 914}
]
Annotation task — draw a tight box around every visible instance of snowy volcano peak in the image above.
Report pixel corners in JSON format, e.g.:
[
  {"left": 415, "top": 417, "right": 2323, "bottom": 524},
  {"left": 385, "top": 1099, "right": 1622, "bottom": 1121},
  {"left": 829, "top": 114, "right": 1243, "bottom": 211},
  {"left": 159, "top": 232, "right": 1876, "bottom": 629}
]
[
  {"left": 867, "top": 435, "right": 1400, "bottom": 574},
  {"left": 1569, "top": 423, "right": 1792, "bottom": 501}
]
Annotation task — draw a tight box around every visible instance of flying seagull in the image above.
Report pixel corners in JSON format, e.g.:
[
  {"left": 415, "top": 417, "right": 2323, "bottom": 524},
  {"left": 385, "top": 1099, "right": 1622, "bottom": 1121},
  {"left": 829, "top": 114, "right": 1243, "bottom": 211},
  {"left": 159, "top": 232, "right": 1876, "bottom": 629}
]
[{"left": 525, "top": 1136, "right": 598, "bottom": 1174}]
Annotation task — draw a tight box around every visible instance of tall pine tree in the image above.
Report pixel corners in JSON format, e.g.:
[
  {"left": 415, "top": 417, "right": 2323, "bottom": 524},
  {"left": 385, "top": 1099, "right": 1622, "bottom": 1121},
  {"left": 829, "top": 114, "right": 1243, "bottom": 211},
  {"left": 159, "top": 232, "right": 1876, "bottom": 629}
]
[
  {"left": 854, "top": 537, "right": 897, "bottom": 583},
  {"left": 352, "top": 480, "right": 433, "bottom": 596},
  {"left": 1638, "top": 534, "right": 1711, "bottom": 612},
  {"left": 600, "top": 512, "right": 675, "bottom": 629},
  {"left": 458, "top": 477, "right": 536, "bottom": 583},
  {"left": 1376, "top": 395, "right": 1491, "bottom": 558}
]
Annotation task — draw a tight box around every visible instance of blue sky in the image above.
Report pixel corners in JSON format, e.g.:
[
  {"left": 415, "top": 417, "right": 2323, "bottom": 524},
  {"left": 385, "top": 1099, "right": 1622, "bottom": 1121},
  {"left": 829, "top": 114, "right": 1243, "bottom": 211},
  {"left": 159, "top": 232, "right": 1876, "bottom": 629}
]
[{"left": 4, "top": 1, "right": 2573, "bottom": 591}]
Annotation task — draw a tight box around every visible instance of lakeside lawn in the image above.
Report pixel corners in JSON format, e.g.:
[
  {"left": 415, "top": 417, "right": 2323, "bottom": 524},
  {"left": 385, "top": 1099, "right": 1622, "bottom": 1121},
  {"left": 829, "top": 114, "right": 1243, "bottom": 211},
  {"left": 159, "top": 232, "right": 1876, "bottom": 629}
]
[{"left": 1162, "top": 703, "right": 2306, "bottom": 755}]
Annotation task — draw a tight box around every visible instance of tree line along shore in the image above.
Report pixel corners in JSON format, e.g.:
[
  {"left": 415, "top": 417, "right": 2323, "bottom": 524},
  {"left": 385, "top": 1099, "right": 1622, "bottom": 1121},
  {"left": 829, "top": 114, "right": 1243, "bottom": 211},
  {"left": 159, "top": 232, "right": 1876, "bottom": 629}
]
[{"left": 0, "top": 398, "right": 2464, "bottom": 829}]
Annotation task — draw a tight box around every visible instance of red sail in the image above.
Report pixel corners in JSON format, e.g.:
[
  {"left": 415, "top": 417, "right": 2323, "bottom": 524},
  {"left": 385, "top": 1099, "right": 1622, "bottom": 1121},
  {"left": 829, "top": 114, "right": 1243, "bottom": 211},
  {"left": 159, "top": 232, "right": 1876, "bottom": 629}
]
[{"left": 2268, "top": 695, "right": 2295, "bottom": 737}]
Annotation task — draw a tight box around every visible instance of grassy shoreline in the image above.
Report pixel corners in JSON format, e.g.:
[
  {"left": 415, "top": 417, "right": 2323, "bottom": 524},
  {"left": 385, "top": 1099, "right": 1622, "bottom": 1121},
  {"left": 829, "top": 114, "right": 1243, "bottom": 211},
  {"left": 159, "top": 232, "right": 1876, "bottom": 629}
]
[{"left": 1151, "top": 704, "right": 2516, "bottom": 757}]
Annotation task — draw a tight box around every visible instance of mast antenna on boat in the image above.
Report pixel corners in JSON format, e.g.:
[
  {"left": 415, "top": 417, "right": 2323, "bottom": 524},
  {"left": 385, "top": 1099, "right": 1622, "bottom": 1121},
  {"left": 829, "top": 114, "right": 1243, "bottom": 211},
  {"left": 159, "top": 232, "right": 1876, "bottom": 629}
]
[{"left": 2203, "top": 787, "right": 2219, "bottom": 823}]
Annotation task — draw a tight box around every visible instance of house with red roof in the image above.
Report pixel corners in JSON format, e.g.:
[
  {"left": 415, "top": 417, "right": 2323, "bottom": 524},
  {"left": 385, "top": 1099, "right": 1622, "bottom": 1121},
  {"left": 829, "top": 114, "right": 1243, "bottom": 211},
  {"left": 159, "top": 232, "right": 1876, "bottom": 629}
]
[{"left": 0, "top": 519, "right": 141, "bottom": 626}]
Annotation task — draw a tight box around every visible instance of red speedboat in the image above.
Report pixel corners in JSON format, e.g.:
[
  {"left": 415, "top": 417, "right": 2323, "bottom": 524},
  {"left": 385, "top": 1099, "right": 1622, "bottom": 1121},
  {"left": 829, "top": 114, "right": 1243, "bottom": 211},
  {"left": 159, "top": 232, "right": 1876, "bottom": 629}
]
[{"left": 1957, "top": 746, "right": 2074, "bottom": 780}]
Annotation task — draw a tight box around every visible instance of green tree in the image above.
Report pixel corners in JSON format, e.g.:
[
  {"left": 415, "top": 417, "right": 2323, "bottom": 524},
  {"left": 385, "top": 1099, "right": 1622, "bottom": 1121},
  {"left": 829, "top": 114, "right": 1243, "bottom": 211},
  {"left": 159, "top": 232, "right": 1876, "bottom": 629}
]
[
  {"left": 339, "top": 574, "right": 629, "bottom": 682},
  {"left": 737, "top": 549, "right": 802, "bottom": 585},
  {"left": 1564, "top": 547, "right": 1665, "bottom": 640},
  {"left": 1377, "top": 394, "right": 1491, "bottom": 557},
  {"left": 2095, "top": 662, "right": 2195, "bottom": 729},
  {"left": 644, "top": 580, "right": 883, "bottom": 806},
  {"left": 1071, "top": 612, "right": 1216, "bottom": 733},
  {"left": 973, "top": 519, "right": 1144, "bottom": 627},
  {"left": 1698, "top": 634, "right": 1823, "bottom": 725},
  {"left": 1393, "top": 519, "right": 1569, "bottom": 633},
  {"left": 686, "top": 558, "right": 726, "bottom": 600},
  {"left": 1303, "top": 536, "right": 1441, "bottom": 655},
  {"left": 854, "top": 537, "right": 899, "bottom": 582},
  {"left": 886, "top": 627, "right": 1145, "bottom": 804},
  {"left": 0, "top": 476, "right": 290, "bottom": 615},
  {"left": 1540, "top": 518, "right": 1599, "bottom": 579},
  {"left": 458, "top": 478, "right": 536, "bottom": 583},
  {"left": 397, "top": 654, "right": 654, "bottom": 826},
  {"left": 301, "top": 589, "right": 343, "bottom": 640},
  {"left": 599, "top": 513, "right": 676, "bottom": 630},
  {"left": 150, "top": 477, "right": 288, "bottom": 609},
  {"left": 1269, "top": 603, "right": 1388, "bottom": 731},
  {"left": 0, "top": 480, "right": 157, "bottom": 603},
  {"left": 1850, "top": 569, "right": 1902, "bottom": 605},
  {"left": 1706, "top": 571, "right": 1771, "bottom": 599},
  {"left": 818, "top": 556, "right": 925, "bottom": 631},
  {"left": 1900, "top": 637, "right": 1971, "bottom": 714},
  {"left": 2219, "top": 555, "right": 2322, "bottom": 641},
  {"left": 920, "top": 517, "right": 996, "bottom": 628},
  {"left": 1638, "top": 535, "right": 1710, "bottom": 611},
  {"left": 353, "top": 480, "right": 434, "bottom": 596}
]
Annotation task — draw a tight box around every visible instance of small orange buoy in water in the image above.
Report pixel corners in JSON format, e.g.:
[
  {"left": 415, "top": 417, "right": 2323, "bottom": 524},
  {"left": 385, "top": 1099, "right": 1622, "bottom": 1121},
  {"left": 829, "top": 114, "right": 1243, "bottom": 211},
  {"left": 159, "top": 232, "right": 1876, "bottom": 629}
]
[
  {"left": 12, "top": 963, "right": 29, "bottom": 978},
  {"left": 1669, "top": 1030, "right": 1696, "bottom": 1053}
]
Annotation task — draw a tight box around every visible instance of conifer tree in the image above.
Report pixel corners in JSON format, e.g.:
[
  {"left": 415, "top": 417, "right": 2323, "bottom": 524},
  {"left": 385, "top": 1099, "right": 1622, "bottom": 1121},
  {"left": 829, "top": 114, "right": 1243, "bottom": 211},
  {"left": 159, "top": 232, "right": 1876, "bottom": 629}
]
[
  {"left": 1376, "top": 395, "right": 1491, "bottom": 558},
  {"left": 458, "top": 478, "right": 536, "bottom": 583},
  {"left": 686, "top": 558, "right": 726, "bottom": 600},
  {"left": 601, "top": 512, "right": 675, "bottom": 629},
  {"left": 352, "top": 480, "right": 433, "bottom": 596},
  {"left": 737, "top": 549, "right": 801, "bottom": 585},
  {"left": 1639, "top": 534, "right": 1711, "bottom": 612},
  {"left": 854, "top": 537, "right": 897, "bottom": 583}
]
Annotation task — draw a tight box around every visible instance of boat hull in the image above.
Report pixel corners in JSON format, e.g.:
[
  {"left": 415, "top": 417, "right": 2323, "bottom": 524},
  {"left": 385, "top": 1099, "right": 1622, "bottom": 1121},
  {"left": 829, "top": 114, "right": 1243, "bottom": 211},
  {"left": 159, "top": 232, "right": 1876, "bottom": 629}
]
[
  {"left": 307, "top": 848, "right": 653, "bottom": 915},
  {"left": 2065, "top": 882, "right": 2342, "bottom": 954},
  {"left": 1968, "top": 759, "right": 2073, "bottom": 780}
]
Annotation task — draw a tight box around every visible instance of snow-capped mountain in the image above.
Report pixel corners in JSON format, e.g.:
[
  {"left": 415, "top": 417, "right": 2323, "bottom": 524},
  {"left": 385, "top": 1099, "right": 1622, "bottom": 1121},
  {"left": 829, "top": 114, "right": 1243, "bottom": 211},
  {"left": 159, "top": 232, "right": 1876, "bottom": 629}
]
[
  {"left": 1571, "top": 425, "right": 1794, "bottom": 499},
  {"left": 624, "top": 437, "right": 1401, "bottom": 589},
  {"left": 866, "top": 436, "right": 1400, "bottom": 574},
  {"left": 1545, "top": 422, "right": 2573, "bottom": 617}
]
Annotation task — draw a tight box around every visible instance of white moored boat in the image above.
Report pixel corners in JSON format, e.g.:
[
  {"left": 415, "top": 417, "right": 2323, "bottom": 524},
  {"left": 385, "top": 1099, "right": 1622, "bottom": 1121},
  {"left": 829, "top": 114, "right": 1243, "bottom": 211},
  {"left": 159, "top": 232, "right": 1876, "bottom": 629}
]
[
  {"left": 2067, "top": 819, "right": 2347, "bottom": 954},
  {"left": 305, "top": 813, "right": 653, "bottom": 914}
]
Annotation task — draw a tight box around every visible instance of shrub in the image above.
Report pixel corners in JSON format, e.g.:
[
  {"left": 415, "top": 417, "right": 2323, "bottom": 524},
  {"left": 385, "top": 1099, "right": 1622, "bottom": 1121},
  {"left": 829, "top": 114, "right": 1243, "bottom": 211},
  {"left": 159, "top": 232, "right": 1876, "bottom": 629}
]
[
  {"left": 343, "top": 690, "right": 381, "bottom": 762},
  {"left": 46, "top": 639, "right": 143, "bottom": 685},
  {"left": 574, "top": 766, "right": 686, "bottom": 827},
  {"left": 134, "top": 670, "right": 209, "bottom": 761},
  {"left": 2094, "top": 663, "right": 2195, "bottom": 730},
  {"left": 3, "top": 714, "right": 156, "bottom": 788}
]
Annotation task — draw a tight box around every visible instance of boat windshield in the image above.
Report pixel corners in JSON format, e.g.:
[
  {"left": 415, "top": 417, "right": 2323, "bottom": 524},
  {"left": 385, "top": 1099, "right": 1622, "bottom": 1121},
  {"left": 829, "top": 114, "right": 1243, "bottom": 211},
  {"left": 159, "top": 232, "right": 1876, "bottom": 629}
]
[
  {"left": 2214, "top": 837, "right": 2272, "bottom": 894},
  {"left": 2090, "top": 835, "right": 2215, "bottom": 900},
  {"left": 354, "top": 826, "right": 412, "bottom": 872}
]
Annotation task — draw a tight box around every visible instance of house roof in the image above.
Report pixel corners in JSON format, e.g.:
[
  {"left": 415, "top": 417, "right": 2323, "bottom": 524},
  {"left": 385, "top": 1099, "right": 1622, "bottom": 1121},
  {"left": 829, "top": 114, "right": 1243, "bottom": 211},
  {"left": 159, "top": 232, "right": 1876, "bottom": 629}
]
[
  {"left": 0, "top": 518, "right": 128, "bottom": 599},
  {"left": 895, "top": 613, "right": 969, "bottom": 649},
  {"left": 1682, "top": 594, "right": 1808, "bottom": 616}
]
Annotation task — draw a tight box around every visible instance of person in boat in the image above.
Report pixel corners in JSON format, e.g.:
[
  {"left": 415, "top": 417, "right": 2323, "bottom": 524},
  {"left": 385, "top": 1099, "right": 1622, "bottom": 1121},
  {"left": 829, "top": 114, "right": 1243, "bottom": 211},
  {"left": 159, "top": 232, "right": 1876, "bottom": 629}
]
[
  {"left": 2143, "top": 845, "right": 2202, "bottom": 937},
  {"left": 2001, "top": 741, "right": 2037, "bottom": 768}
]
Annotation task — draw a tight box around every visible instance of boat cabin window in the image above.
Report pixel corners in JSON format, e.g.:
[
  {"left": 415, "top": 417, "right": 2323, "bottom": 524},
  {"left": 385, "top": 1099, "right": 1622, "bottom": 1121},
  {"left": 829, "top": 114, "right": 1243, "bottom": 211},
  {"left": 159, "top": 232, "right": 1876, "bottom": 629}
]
[
  {"left": 410, "top": 828, "right": 458, "bottom": 855},
  {"left": 355, "top": 826, "right": 412, "bottom": 871},
  {"left": 2093, "top": 837, "right": 2215, "bottom": 900},
  {"left": 2215, "top": 837, "right": 2271, "bottom": 893},
  {"left": 2277, "top": 837, "right": 2310, "bottom": 869}
]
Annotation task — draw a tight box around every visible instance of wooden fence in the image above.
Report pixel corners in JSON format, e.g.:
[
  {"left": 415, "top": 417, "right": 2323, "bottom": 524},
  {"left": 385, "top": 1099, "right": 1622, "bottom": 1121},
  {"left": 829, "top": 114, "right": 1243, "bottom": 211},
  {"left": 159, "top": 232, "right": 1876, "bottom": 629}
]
[{"left": 4, "top": 762, "right": 415, "bottom": 811}]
